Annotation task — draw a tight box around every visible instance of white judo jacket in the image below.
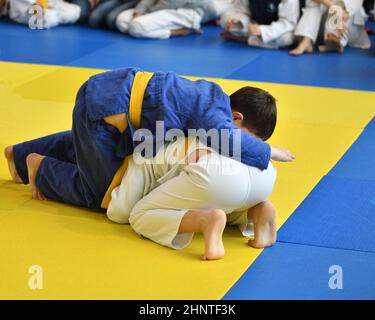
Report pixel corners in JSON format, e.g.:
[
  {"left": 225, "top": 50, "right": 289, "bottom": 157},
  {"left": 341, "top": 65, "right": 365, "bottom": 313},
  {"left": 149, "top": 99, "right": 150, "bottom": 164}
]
[
  {"left": 8, "top": 0, "right": 80, "bottom": 28},
  {"left": 220, "top": 0, "right": 300, "bottom": 43}
]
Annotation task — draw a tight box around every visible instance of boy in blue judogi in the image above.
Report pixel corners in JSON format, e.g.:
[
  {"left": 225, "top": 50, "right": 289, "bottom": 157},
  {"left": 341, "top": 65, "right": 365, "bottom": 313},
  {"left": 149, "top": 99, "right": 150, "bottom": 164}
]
[{"left": 4, "top": 67, "right": 293, "bottom": 211}]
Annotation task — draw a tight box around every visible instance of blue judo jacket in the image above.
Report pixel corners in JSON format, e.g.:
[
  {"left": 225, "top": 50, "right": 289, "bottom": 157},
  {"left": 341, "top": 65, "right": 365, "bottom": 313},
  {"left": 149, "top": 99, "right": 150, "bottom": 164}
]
[{"left": 83, "top": 67, "right": 271, "bottom": 170}]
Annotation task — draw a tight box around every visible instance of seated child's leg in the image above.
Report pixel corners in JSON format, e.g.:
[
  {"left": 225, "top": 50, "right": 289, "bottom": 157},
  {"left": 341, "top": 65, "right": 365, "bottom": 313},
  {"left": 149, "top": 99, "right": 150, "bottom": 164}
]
[
  {"left": 106, "top": 0, "right": 138, "bottom": 30},
  {"left": 88, "top": 0, "right": 122, "bottom": 28},
  {"left": 42, "top": 9, "right": 60, "bottom": 29},
  {"left": 128, "top": 8, "right": 204, "bottom": 39},
  {"left": 289, "top": 0, "right": 325, "bottom": 55},
  {"left": 275, "top": 32, "right": 295, "bottom": 48},
  {"left": 247, "top": 201, "right": 277, "bottom": 249},
  {"left": 54, "top": 0, "right": 81, "bottom": 25},
  {"left": 68, "top": 0, "right": 92, "bottom": 23},
  {"left": 289, "top": 36, "right": 314, "bottom": 55},
  {"left": 115, "top": 8, "right": 135, "bottom": 33},
  {"left": 5, "top": 131, "right": 75, "bottom": 184}
]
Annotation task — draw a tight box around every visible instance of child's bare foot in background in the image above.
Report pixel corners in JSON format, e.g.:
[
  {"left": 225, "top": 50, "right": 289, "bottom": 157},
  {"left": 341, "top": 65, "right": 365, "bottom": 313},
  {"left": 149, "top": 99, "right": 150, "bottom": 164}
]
[{"left": 289, "top": 37, "right": 313, "bottom": 55}]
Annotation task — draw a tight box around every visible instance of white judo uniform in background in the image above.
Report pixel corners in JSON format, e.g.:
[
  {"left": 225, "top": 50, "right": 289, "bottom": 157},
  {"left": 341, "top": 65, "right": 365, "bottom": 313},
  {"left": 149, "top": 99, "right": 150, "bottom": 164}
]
[
  {"left": 220, "top": 0, "right": 300, "bottom": 48},
  {"left": 116, "top": 0, "right": 208, "bottom": 39},
  {"left": 107, "top": 138, "right": 277, "bottom": 250},
  {"left": 295, "top": 0, "right": 371, "bottom": 49},
  {"left": 8, "top": 0, "right": 80, "bottom": 29},
  {"left": 202, "top": 0, "right": 233, "bottom": 23}
]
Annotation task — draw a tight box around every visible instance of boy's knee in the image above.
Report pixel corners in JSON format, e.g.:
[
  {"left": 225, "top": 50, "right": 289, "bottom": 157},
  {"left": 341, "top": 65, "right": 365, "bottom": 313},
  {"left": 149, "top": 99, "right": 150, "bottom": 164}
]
[
  {"left": 257, "top": 201, "right": 276, "bottom": 213},
  {"left": 128, "top": 18, "right": 147, "bottom": 38},
  {"left": 106, "top": 11, "right": 119, "bottom": 30},
  {"left": 210, "top": 209, "right": 227, "bottom": 222}
]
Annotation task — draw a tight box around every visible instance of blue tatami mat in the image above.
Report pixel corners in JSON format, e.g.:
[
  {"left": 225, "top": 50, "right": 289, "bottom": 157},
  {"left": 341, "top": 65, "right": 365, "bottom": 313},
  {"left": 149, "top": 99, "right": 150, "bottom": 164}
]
[
  {"left": 1, "top": 19, "right": 374, "bottom": 91},
  {"left": 223, "top": 242, "right": 375, "bottom": 300},
  {"left": 328, "top": 118, "right": 375, "bottom": 180},
  {"left": 278, "top": 118, "right": 375, "bottom": 253}
]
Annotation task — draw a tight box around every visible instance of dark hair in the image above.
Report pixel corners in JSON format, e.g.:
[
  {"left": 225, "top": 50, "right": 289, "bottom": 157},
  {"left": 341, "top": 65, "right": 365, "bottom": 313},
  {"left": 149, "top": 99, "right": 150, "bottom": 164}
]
[{"left": 230, "top": 86, "right": 277, "bottom": 141}]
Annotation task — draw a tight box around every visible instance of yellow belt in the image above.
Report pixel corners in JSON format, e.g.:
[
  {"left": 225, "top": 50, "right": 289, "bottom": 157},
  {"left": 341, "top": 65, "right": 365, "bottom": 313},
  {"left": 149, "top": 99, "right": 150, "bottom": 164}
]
[{"left": 100, "top": 71, "right": 154, "bottom": 209}]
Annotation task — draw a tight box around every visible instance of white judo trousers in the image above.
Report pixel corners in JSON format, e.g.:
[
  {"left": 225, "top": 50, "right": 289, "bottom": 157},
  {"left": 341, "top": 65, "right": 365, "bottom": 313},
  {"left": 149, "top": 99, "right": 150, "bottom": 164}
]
[
  {"left": 220, "top": 0, "right": 300, "bottom": 48},
  {"left": 295, "top": 0, "right": 370, "bottom": 49},
  {"left": 8, "top": 0, "right": 80, "bottom": 28},
  {"left": 107, "top": 138, "right": 277, "bottom": 250},
  {"left": 116, "top": 7, "right": 203, "bottom": 39}
]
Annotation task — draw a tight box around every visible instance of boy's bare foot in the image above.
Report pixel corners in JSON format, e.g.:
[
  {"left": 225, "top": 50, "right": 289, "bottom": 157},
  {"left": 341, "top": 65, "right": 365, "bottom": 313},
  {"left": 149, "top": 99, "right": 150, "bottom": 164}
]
[
  {"left": 171, "top": 28, "right": 203, "bottom": 37},
  {"left": 247, "top": 202, "right": 276, "bottom": 249},
  {"left": 320, "top": 33, "right": 345, "bottom": 53},
  {"left": 201, "top": 209, "right": 226, "bottom": 260},
  {"left": 26, "top": 153, "right": 46, "bottom": 201},
  {"left": 289, "top": 37, "right": 313, "bottom": 56},
  {"left": 220, "top": 30, "right": 247, "bottom": 42},
  {"left": 4, "top": 146, "right": 22, "bottom": 184}
]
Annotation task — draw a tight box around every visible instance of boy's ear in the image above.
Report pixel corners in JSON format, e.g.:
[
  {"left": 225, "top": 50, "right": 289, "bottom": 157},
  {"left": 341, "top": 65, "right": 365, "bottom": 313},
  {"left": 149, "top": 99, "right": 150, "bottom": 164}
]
[{"left": 232, "top": 111, "right": 244, "bottom": 121}]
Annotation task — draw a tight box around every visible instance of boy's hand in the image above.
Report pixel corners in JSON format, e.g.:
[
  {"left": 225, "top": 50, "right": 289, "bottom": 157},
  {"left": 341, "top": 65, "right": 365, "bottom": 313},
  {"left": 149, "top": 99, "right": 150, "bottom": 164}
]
[{"left": 270, "top": 147, "right": 295, "bottom": 162}]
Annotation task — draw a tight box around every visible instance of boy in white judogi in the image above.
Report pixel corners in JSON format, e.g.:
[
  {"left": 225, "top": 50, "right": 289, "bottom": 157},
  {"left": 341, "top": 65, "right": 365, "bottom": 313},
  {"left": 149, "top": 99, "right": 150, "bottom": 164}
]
[
  {"left": 290, "top": 0, "right": 370, "bottom": 55},
  {"left": 107, "top": 137, "right": 279, "bottom": 260},
  {"left": 115, "top": 0, "right": 208, "bottom": 39},
  {"left": 220, "top": 0, "right": 300, "bottom": 49},
  {"left": 8, "top": 0, "right": 80, "bottom": 28}
]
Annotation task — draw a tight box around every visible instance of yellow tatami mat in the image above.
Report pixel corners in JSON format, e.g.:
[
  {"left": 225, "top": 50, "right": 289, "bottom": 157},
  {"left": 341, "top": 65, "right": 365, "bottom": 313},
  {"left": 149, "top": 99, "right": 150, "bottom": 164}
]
[{"left": 0, "top": 61, "right": 374, "bottom": 299}]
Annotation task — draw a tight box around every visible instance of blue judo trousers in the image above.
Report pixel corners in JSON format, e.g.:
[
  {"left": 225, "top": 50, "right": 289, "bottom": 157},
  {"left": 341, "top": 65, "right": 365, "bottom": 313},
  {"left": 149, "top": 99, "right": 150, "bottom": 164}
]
[{"left": 13, "top": 68, "right": 271, "bottom": 211}]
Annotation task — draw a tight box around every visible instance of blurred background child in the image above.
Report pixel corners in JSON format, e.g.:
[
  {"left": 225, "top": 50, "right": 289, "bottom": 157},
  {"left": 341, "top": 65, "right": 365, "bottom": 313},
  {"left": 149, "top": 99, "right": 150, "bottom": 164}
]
[
  {"left": 220, "top": 0, "right": 301, "bottom": 49},
  {"left": 8, "top": 0, "right": 81, "bottom": 28},
  {"left": 290, "top": 0, "right": 370, "bottom": 55},
  {"left": 115, "top": 0, "right": 209, "bottom": 39}
]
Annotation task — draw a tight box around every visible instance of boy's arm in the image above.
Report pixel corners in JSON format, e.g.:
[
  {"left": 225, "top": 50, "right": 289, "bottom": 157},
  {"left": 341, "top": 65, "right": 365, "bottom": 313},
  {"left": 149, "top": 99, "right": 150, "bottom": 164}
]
[
  {"left": 258, "top": 0, "right": 300, "bottom": 43},
  {"left": 237, "top": 129, "right": 271, "bottom": 169},
  {"left": 198, "top": 110, "right": 271, "bottom": 169}
]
